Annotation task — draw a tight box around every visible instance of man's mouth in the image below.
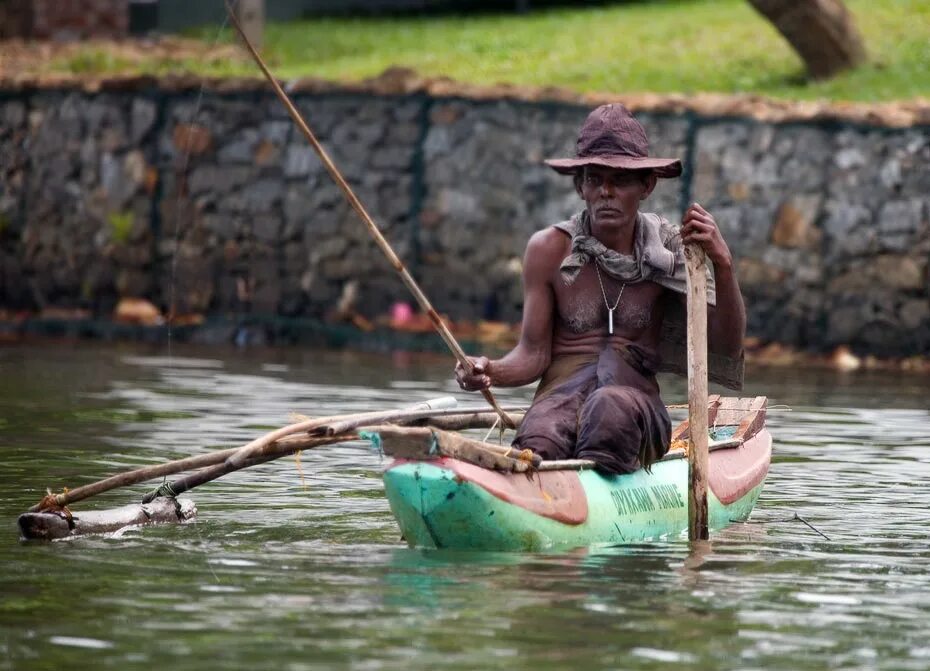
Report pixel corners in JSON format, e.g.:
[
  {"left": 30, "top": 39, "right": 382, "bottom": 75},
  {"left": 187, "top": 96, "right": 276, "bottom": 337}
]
[{"left": 597, "top": 208, "right": 622, "bottom": 216}]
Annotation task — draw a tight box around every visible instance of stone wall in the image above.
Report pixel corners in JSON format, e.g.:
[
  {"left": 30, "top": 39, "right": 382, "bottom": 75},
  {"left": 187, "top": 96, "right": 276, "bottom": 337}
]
[{"left": 0, "top": 81, "right": 927, "bottom": 355}]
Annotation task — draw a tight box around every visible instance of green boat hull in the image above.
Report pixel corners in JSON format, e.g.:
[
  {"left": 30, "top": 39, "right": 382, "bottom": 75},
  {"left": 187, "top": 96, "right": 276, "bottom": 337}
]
[{"left": 383, "top": 431, "right": 770, "bottom": 551}]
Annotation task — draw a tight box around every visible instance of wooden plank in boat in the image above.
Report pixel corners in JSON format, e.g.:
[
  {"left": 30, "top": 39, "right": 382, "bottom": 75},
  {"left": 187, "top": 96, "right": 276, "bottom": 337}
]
[{"left": 377, "top": 426, "right": 535, "bottom": 472}]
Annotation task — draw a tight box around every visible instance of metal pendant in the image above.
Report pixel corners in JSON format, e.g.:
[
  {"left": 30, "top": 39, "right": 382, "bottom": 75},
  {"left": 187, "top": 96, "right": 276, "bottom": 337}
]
[{"left": 608, "top": 308, "right": 615, "bottom": 335}]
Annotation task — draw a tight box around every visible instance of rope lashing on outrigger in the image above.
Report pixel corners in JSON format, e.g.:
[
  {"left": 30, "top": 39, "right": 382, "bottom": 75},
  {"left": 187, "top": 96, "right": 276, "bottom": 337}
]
[
  {"left": 507, "top": 448, "right": 539, "bottom": 465},
  {"left": 359, "top": 430, "right": 384, "bottom": 456},
  {"left": 144, "top": 479, "right": 181, "bottom": 502}
]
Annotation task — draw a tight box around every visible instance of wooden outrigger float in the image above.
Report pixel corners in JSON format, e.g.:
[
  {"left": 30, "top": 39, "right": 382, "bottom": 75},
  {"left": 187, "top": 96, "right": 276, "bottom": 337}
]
[
  {"left": 18, "top": 396, "right": 770, "bottom": 550},
  {"left": 16, "top": 399, "right": 511, "bottom": 541}
]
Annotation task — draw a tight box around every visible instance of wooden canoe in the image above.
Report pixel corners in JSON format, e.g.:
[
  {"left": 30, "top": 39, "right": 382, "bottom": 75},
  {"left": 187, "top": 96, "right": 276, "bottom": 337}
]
[{"left": 382, "top": 396, "right": 770, "bottom": 551}]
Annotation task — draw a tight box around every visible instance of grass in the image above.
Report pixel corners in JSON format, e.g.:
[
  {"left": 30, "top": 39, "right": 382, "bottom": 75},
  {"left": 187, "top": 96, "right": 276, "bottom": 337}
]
[
  {"left": 107, "top": 210, "right": 134, "bottom": 244},
  {"left": 56, "top": 0, "right": 930, "bottom": 102}
]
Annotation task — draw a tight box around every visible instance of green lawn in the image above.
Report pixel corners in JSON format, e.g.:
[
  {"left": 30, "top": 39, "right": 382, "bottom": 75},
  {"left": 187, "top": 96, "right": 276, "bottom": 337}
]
[{"left": 57, "top": 0, "right": 930, "bottom": 102}]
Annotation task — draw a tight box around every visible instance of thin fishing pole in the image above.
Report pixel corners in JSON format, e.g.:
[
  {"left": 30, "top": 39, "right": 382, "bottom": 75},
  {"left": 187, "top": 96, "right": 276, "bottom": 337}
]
[{"left": 223, "top": 2, "right": 516, "bottom": 430}]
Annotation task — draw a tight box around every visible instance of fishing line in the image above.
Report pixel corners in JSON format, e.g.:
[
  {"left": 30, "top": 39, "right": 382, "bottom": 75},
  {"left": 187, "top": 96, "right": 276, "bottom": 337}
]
[
  {"left": 190, "top": 514, "right": 222, "bottom": 584},
  {"left": 733, "top": 512, "right": 831, "bottom": 540},
  {"left": 163, "top": 7, "right": 235, "bottom": 585},
  {"left": 166, "top": 4, "right": 235, "bottom": 360},
  {"left": 482, "top": 416, "right": 501, "bottom": 442}
]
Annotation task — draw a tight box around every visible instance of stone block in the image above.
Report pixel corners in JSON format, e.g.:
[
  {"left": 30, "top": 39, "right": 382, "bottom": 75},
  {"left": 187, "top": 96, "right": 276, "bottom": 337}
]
[
  {"left": 727, "top": 182, "right": 751, "bottom": 202},
  {"left": 3, "top": 101, "right": 26, "bottom": 128},
  {"left": 130, "top": 98, "right": 157, "bottom": 144},
  {"left": 737, "top": 257, "right": 787, "bottom": 288},
  {"left": 874, "top": 255, "right": 926, "bottom": 290},
  {"left": 770, "top": 196, "right": 823, "bottom": 249},
  {"left": 172, "top": 124, "right": 212, "bottom": 156},
  {"left": 878, "top": 198, "right": 925, "bottom": 239},
  {"left": 217, "top": 129, "right": 258, "bottom": 163},
  {"left": 900, "top": 298, "right": 930, "bottom": 331},
  {"left": 283, "top": 145, "right": 321, "bottom": 178},
  {"left": 252, "top": 215, "right": 283, "bottom": 244},
  {"left": 187, "top": 165, "right": 253, "bottom": 196},
  {"left": 829, "top": 255, "right": 926, "bottom": 292},
  {"left": 261, "top": 120, "right": 292, "bottom": 146},
  {"left": 821, "top": 200, "right": 874, "bottom": 258},
  {"left": 371, "top": 146, "right": 412, "bottom": 170},
  {"left": 115, "top": 269, "right": 152, "bottom": 297},
  {"left": 254, "top": 140, "right": 280, "bottom": 167}
]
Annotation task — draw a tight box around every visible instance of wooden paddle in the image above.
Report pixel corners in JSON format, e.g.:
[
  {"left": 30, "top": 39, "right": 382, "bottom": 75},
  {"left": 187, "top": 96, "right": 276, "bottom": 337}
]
[
  {"left": 222, "top": 0, "right": 515, "bottom": 431},
  {"left": 684, "top": 244, "right": 709, "bottom": 541}
]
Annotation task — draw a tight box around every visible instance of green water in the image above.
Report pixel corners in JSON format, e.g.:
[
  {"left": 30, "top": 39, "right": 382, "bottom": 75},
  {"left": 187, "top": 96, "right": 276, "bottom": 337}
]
[{"left": 1, "top": 343, "right": 928, "bottom": 670}]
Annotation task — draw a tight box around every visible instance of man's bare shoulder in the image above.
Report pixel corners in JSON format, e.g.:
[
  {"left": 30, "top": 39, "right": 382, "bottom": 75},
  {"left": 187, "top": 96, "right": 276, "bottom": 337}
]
[{"left": 525, "top": 226, "right": 570, "bottom": 267}]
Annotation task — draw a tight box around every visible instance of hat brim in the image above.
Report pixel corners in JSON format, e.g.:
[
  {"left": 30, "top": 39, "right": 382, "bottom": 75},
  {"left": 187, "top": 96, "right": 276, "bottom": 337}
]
[{"left": 545, "top": 155, "right": 682, "bottom": 179}]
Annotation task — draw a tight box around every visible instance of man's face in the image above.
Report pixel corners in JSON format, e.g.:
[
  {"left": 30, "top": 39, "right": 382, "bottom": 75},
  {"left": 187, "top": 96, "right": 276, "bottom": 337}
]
[{"left": 577, "top": 166, "right": 656, "bottom": 230}]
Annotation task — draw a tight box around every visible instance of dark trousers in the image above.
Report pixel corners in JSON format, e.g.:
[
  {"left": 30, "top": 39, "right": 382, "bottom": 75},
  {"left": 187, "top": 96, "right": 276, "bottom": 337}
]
[{"left": 512, "top": 346, "right": 671, "bottom": 474}]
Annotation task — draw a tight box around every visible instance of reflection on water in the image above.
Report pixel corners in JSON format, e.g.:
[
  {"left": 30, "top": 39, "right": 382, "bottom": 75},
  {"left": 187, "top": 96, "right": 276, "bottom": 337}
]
[{"left": 1, "top": 342, "right": 928, "bottom": 671}]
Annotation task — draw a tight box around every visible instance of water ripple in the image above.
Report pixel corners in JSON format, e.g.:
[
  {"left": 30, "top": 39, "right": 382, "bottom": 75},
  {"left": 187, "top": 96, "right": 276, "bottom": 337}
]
[{"left": 1, "top": 344, "right": 928, "bottom": 671}]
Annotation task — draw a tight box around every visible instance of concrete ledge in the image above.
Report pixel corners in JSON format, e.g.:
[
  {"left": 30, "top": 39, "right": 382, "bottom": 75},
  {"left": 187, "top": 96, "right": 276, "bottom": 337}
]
[{"left": 2, "top": 68, "right": 929, "bottom": 127}]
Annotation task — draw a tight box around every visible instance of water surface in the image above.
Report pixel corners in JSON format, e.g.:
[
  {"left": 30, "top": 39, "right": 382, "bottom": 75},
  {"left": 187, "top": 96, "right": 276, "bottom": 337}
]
[{"left": 1, "top": 343, "right": 928, "bottom": 670}]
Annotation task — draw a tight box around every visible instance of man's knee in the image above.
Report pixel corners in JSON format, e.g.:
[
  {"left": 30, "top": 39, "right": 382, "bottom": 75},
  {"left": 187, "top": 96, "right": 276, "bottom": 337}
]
[
  {"left": 580, "top": 386, "right": 641, "bottom": 427},
  {"left": 512, "top": 435, "right": 572, "bottom": 462}
]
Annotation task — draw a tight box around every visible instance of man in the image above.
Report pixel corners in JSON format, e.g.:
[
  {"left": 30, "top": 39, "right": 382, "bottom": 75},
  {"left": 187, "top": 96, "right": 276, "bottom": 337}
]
[{"left": 455, "top": 104, "right": 746, "bottom": 474}]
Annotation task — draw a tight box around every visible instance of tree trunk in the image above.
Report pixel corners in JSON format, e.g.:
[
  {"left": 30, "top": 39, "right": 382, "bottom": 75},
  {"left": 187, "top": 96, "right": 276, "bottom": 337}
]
[{"left": 748, "top": 0, "right": 867, "bottom": 79}]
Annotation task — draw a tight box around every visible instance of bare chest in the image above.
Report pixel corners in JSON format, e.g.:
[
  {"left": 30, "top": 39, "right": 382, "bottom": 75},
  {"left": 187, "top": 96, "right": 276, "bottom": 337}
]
[{"left": 553, "top": 266, "right": 665, "bottom": 338}]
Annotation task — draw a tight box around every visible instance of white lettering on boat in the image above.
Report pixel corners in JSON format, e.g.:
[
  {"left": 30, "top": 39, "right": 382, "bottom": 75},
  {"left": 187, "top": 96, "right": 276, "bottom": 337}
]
[{"left": 610, "top": 484, "right": 685, "bottom": 516}]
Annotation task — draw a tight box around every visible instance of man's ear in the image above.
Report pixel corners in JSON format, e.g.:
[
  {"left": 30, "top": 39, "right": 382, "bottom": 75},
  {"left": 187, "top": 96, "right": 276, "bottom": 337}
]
[
  {"left": 573, "top": 171, "right": 584, "bottom": 198},
  {"left": 640, "top": 172, "right": 658, "bottom": 200}
]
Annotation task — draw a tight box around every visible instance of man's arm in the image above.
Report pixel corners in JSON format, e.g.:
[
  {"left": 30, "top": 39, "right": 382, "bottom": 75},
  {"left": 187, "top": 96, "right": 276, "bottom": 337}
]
[
  {"left": 455, "top": 228, "right": 560, "bottom": 390},
  {"left": 680, "top": 203, "right": 746, "bottom": 356}
]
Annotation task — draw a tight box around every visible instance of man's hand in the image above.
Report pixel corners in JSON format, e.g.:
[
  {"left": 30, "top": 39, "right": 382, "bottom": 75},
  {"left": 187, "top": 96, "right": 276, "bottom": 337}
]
[
  {"left": 455, "top": 356, "right": 492, "bottom": 391},
  {"left": 681, "top": 203, "right": 732, "bottom": 269}
]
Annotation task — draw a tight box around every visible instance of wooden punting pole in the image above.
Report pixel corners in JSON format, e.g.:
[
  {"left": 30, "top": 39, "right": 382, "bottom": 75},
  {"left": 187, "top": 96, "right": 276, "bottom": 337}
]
[
  {"left": 223, "top": 1, "right": 514, "bottom": 430},
  {"left": 685, "top": 244, "right": 710, "bottom": 541}
]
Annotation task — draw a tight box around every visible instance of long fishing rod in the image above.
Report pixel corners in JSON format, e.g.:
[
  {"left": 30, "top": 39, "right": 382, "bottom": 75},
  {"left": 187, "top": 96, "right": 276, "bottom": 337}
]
[{"left": 223, "top": 1, "right": 515, "bottom": 430}]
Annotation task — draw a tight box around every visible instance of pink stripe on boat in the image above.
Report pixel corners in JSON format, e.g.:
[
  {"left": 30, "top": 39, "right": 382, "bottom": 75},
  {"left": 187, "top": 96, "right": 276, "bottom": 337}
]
[
  {"left": 708, "top": 430, "right": 772, "bottom": 505},
  {"left": 441, "top": 458, "right": 589, "bottom": 525}
]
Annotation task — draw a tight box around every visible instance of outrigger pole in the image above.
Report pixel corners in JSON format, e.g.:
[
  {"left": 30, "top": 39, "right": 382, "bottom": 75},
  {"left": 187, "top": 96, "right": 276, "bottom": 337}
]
[
  {"left": 223, "top": 1, "right": 515, "bottom": 430},
  {"left": 684, "top": 244, "right": 710, "bottom": 540}
]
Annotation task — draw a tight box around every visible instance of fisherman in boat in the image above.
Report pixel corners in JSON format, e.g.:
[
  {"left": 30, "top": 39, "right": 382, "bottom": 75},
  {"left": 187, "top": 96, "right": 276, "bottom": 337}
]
[{"left": 455, "top": 104, "right": 746, "bottom": 474}]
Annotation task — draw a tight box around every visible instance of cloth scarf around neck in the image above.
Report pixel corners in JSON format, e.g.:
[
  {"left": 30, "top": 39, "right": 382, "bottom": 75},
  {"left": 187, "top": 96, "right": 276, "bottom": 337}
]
[{"left": 555, "top": 210, "right": 716, "bottom": 305}]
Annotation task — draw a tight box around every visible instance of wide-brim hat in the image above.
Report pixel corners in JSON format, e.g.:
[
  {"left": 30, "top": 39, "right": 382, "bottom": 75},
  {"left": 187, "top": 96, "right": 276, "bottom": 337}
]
[{"left": 545, "top": 103, "right": 682, "bottom": 179}]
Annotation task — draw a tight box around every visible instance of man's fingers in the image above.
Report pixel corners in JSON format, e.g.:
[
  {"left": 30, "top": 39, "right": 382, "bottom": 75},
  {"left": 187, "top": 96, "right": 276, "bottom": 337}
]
[
  {"left": 683, "top": 227, "right": 716, "bottom": 241},
  {"left": 682, "top": 220, "right": 717, "bottom": 237},
  {"left": 688, "top": 211, "right": 715, "bottom": 225},
  {"left": 460, "top": 376, "right": 490, "bottom": 391},
  {"left": 683, "top": 213, "right": 715, "bottom": 229},
  {"left": 682, "top": 232, "right": 714, "bottom": 244},
  {"left": 455, "top": 355, "right": 491, "bottom": 391}
]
